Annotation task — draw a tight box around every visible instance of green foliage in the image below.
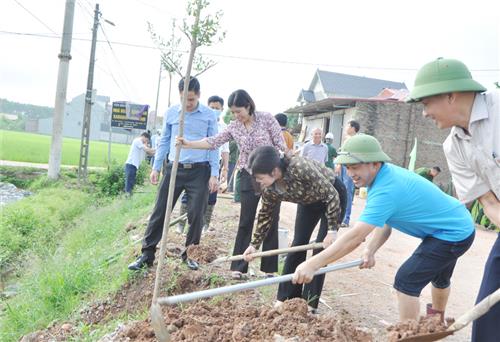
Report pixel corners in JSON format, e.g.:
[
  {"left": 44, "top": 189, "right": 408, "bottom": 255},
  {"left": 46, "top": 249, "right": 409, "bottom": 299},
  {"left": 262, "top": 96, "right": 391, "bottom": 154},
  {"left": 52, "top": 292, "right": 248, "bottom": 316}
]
[
  {"left": 470, "top": 200, "right": 498, "bottom": 231},
  {"left": 286, "top": 113, "right": 302, "bottom": 134},
  {"left": 0, "top": 130, "right": 130, "bottom": 167},
  {"left": 223, "top": 108, "right": 233, "bottom": 124},
  {"left": 0, "top": 188, "right": 91, "bottom": 270},
  {"left": 0, "top": 98, "right": 53, "bottom": 119},
  {"left": 0, "top": 116, "right": 24, "bottom": 131},
  {"left": 147, "top": 0, "right": 225, "bottom": 78},
  {"left": 0, "top": 166, "right": 44, "bottom": 188},
  {"left": 95, "top": 161, "right": 149, "bottom": 197},
  {"left": 0, "top": 190, "right": 156, "bottom": 341}
]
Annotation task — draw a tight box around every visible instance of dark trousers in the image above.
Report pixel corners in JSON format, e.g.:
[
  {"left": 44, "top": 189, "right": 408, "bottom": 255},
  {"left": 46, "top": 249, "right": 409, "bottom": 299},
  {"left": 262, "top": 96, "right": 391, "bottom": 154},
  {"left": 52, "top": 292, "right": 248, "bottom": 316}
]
[
  {"left": 141, "top": 163, "right": 210, "bottom": 261},
  {"left": 182, "top": 189, "right": 217, "bottom": 205},
  {"left": 231, "top": 169, "right": 279, "bottom": 273},
  {"left": 341, "top": 165, "right": 355, "bottom": 224},
  {"left": 124, "top": 163, "right": 137, "bottom": 194},
  {"left": 472, "top": 233, "right": 500, "bottom": 342},
  {"left": 277, "top": 201, "right": 329, "bottom": 309}
]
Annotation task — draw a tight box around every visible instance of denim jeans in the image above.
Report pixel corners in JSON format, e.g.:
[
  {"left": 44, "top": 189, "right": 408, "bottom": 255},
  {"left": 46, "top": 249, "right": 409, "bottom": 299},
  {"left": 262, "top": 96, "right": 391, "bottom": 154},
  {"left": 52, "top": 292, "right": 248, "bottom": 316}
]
[
  {"left": 341, "top": 165, "right": 354, "bottom": 224},
  {"left": 124, "top": 163, "right": 137, "bottom": 194}
]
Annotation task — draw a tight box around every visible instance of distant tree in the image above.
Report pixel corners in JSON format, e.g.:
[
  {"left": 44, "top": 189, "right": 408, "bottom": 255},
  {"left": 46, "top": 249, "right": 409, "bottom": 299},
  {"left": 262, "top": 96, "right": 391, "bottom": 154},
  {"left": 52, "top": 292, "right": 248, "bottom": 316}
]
[{"left": 0, "top": 98, "right": 53, "bottom": 119}]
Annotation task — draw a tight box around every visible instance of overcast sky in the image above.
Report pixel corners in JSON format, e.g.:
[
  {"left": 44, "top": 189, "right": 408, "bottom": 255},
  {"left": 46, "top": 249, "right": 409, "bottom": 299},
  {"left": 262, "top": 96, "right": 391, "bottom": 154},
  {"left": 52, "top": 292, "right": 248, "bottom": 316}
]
[{"left": 1, "top": 0, "right": 499, "bottom": 116}]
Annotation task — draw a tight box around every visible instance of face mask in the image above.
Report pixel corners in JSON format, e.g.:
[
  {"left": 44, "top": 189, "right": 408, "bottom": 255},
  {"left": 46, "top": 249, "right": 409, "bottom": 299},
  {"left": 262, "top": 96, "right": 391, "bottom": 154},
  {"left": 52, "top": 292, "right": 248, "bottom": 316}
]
[{"left": 213, "top": 109, "right": 222, "bottom": 119}]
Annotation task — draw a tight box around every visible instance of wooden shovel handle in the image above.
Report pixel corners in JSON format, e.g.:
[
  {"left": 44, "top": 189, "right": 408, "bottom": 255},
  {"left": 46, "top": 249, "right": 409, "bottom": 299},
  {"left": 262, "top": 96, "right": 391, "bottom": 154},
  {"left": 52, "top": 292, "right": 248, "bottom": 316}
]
[
  {"left": 449, "top": 288, "right": 500, "bottom": 331},
  {"left": 213, "top": 242, "right": 324, "bottom": 263}
]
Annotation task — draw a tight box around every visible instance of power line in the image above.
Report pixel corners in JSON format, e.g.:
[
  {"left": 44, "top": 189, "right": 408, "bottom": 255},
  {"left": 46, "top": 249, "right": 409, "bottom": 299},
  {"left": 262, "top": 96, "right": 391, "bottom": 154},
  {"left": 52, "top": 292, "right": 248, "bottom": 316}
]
[
  {"left": 1, "top": 30, "right": 499, "bottom": 73},
  {"left": 99, "top": 24, "right": 139, "bottom": 97},
  {"left": 13, "top": 0, "right": 57, "bottom": 34},
  {"left": 8, "top": 3, "right": 133, "bottom": 101}
]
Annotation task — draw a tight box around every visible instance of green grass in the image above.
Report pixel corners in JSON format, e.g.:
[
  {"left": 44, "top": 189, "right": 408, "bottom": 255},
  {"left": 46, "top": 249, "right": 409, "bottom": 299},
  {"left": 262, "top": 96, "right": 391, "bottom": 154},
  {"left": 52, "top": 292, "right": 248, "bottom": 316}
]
[
  {"left": 0, "top": 187, "right": 93, "bottom": 270},
  {"left": 0, "top": 130, "right": 130, "bottom": 167},
  {"left": 0, "top": 187, "right": 156, "bottom": 342}
]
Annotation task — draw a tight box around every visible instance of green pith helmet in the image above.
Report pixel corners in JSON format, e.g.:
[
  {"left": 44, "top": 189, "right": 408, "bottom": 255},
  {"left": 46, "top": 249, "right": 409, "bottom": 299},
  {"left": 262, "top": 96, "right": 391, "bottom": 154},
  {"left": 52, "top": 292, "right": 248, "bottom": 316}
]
[
  {"left": 336, "top": 134, "right": 391, "bottom": 164},
  {"left": 407, "top": 57, "right": 486, "bottom": 102}
]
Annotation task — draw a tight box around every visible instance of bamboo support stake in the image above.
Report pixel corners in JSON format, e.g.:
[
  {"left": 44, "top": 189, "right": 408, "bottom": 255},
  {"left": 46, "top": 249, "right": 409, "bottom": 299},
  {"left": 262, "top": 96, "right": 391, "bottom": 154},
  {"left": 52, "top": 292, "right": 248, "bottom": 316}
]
[{"left": 150, "top": 3, "right": 202, "bottom": 341}]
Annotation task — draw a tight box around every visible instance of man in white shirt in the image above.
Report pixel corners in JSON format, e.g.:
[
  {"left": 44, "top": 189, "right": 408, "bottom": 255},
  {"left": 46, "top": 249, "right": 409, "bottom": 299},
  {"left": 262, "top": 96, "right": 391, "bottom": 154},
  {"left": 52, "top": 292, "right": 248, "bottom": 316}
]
[
  {"left": 124, "top": 131, "right": 155, "bottom": 195},
  {"left": 301, "top": 128, "right": 328, "bottom": 163},
  {"left": 408, "top": 57, "right": 500, "bottom": 342}
]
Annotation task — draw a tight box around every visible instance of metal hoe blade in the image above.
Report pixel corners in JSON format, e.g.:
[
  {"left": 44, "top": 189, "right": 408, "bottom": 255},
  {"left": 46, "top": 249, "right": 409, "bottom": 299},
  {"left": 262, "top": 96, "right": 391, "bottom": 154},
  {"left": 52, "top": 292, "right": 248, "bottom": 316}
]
[
  {"left": 398, "top": 330, "right": 454, "bottom": 342},
  {"left": 150, "top": 303, "right": 170, "bottom": 342}
]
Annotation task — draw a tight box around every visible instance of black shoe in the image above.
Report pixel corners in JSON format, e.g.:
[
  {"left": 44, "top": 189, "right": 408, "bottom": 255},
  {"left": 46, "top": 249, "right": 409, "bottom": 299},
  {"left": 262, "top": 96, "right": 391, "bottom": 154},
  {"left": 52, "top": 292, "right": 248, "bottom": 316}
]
[
  {"left": 128, "top": 254, "right": 153, "bottom": 271},
  {"left": 183, "top": 258, "right": 199, "bottom": 270}
]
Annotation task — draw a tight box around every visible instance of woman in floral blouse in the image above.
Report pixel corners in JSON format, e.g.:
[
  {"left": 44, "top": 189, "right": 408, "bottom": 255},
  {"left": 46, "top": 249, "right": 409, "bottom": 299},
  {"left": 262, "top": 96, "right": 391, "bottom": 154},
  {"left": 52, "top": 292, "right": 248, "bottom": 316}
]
[
  {"left": 243, "top": 145, "right": 346, "bottom": 311},
  {"left": 177, "top": 89, "right": 286, "bottom": 279}
]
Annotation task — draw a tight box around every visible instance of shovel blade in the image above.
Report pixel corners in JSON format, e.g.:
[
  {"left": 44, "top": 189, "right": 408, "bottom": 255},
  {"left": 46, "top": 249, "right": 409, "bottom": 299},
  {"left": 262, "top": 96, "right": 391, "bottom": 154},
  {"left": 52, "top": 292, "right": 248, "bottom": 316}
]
[
  {"left": 398, "top": 330, "right": 454, "bottom": 342},
  {"left": 150, "top": 303, "right": 170, "bottom": 342}
]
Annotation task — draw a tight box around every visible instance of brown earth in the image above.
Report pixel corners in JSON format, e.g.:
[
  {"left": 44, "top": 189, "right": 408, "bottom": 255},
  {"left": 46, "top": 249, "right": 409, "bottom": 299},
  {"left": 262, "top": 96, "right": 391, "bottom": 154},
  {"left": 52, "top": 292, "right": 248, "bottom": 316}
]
[
  {"left": 386, "top": 315, "right": 452, "bottom": 341},
  {"left": 20, "top": 193, "right": 496, "bottom": 341},
  {"left": 107, "top": 297, "right": 373, "bottom": 342}
]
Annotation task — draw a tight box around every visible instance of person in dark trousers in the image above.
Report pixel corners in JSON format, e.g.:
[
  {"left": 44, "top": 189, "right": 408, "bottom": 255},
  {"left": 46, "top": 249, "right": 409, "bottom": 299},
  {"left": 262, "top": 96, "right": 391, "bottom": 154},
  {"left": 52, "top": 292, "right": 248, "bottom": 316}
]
[
  {"left": 128, "top": 76, "right": 219, "bottom": 271},
  {"left": 124, "top": 132, "right": 155, "bottom": 195},
  {"left": 243, "top": 146, "right": 346, "bottom": 311},
  {"left": 408, "top": 57, "right": 500, "bottom": 342},
  {"left": 177, "top": 89, "right": 286, "bottom": 279}
]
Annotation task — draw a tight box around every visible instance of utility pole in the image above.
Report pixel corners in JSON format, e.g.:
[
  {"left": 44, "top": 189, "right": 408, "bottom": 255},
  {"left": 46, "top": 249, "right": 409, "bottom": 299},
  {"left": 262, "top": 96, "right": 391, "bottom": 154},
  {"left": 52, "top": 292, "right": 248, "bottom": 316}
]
[
  {"left": 152, "top": 61, "right": 162, "bottom": 131},
  {"left": 78, "top": 3, "right": 100, "bottom": 181},
  {"left": 48, "top": 0, "right": 75, "bottom": 180},
  {"left": 167, "top": 19, "right": 176, "bottom": 108}
]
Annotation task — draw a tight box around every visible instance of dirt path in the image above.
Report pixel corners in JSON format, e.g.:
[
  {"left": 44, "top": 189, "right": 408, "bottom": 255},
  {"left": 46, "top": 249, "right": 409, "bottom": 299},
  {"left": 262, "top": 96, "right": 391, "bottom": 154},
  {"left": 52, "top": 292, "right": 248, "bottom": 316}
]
[
  {"left": 0, "top": 159, "right": 105, "bottom": 170},
  {"left": 278, "top": 196, "right": 495, "bottom": 341}
]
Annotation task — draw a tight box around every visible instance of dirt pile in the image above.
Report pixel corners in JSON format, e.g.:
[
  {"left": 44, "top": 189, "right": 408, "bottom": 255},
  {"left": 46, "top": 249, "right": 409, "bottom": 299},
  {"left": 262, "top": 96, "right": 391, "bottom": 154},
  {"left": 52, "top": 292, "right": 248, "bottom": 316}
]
[
  {"left": 387, "top": 315, "right": 453, "bottom": 341},
  {"left": 110, "top": 297, "right": 373, "bottom": 341},
  {"left": 187, "top": 244, "right": 218, "bottom": 263}
]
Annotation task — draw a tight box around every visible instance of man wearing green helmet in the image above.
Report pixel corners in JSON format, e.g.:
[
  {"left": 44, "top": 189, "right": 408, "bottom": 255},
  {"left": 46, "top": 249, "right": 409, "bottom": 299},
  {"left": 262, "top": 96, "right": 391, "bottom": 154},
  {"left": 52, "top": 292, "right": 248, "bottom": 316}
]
[
  {"left": 408, "top": 57, "right": 500, "bottom": 342},
  {"left": 291, "top": 134, "right": 475, "bottom": 323}
]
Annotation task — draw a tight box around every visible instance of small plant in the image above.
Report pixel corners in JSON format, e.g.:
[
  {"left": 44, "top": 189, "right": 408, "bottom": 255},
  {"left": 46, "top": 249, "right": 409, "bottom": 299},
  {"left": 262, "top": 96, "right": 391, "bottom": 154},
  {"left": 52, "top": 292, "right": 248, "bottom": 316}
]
[{"left": 205, "top": 273, "right": 225, "bottom": 287}]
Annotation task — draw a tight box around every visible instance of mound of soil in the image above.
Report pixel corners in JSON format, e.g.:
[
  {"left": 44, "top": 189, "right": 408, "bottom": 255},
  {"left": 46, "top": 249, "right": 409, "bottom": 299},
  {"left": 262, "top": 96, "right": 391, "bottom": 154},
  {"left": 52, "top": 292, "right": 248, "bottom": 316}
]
[
  {"left": 19, "top": 322, "right": 75, "bottom": 342},
  {"left": 387, "top": 315, "right": 454, "bottom": 341},
  {"left": 187, "top": 244, "right": 218, "bottom": 263},
  {"left": 108, "top": 297, "right": 373, "bottom": 341}
]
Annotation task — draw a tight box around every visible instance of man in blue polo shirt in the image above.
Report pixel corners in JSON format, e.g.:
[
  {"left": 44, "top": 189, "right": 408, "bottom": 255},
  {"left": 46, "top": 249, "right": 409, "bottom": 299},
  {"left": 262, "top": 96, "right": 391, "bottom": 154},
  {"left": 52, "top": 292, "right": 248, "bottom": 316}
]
[
  {"left": 292, "top": 134, "right": 474, "bottom": 322},
  {"left": 128, "top": 76, "right": 219, "bottom": 271}
]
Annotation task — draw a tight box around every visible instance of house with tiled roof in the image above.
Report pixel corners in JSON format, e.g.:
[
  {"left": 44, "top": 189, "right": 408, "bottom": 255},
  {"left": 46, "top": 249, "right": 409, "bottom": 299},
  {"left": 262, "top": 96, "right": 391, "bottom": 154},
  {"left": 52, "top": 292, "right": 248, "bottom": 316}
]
[
  {"left": 287, "top": 70, "right": 451, "bottom": 184},
  {"left": 297, "top": 69, "right": 407, "bottom": 105}
]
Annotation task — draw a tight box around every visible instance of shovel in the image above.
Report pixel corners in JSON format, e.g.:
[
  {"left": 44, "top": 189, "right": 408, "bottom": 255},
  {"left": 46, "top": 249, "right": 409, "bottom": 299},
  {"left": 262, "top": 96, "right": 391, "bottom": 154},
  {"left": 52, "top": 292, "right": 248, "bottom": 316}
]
[
  {"left": 211, "top": 242, "right": 324, "bottom": 264},
  {"left": 158, "top": 259, "right": 362, "bottom": 305},
  {"left": 399, "top": 287, "right": 500, "bottom": 342}
]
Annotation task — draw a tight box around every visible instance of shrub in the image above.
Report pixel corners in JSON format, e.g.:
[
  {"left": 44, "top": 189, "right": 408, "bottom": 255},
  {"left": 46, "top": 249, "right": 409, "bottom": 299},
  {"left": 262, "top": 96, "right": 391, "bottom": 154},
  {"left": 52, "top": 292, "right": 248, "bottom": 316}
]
[{"left": 95, "top": 162, "right": 149, "bottom": 197}]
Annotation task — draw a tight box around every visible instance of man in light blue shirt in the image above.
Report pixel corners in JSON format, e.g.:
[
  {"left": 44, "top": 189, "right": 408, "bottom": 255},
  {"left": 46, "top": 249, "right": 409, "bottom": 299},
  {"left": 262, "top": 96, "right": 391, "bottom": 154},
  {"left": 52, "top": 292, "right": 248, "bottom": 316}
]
[
  {"left": 129, "top": 76, "right": 219, "bottom": 271},
  {"left": 292, "top": 134, "right": 474, "bottom": 323}
]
